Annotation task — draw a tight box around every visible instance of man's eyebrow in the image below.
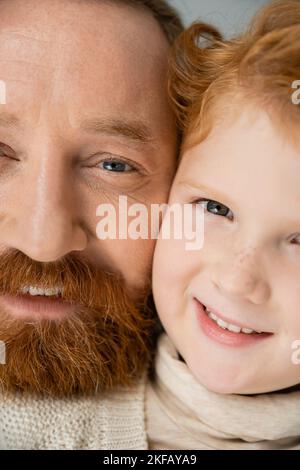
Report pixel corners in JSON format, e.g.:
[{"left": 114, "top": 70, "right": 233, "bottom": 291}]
[
  {"left": 0, "top": 114, "right": 157, "bottom": 147},
  {"left": 0, "top": 112, "right": 20, "bottom": 127},
  {"left": 80, "top": 118, "right": 156, "bottom": 146}
]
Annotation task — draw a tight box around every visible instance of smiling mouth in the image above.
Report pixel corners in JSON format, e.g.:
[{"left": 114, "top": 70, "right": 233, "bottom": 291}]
[
  {"left": 0, "top": 285, "right": 74, "bottom": 321},
  {"left": 196, "top": 299, "right": 273, "bottom": 336}
]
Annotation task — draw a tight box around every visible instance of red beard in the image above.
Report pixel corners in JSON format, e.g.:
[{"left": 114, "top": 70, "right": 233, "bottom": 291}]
[{"left": 0, "top": 249, "right": 154, "bottom": 397}]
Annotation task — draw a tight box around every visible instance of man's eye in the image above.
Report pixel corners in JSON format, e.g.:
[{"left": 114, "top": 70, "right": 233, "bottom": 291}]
[
  {"left": 196, "top": 199, "right": 234, "bottom": 220},
  {"left": 98, "top": 160, "right": 135, "bottom": 173},
  {"left": 0, "top": 143, "right": 17, "bottom": 160}
]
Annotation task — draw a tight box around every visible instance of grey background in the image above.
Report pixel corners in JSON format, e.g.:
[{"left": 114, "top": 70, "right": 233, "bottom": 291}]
[{"left": 168, "top": 0, "right": 271, "bottom": 37}]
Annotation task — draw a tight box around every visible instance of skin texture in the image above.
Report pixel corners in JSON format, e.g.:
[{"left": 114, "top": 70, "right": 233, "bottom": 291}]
[
  {"left": 153, "top": 104, "right": 300, "bottom": 395},
  {"left": 0, "top": 0, "right": 177, "bottom": 299}
]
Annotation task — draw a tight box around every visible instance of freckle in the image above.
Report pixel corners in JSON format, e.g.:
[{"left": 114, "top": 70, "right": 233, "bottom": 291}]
[
  {"left": 236, "top": 247, "right": 256, "bottom": 264},
  {"left": 237, "top": 252, "right": 247, "bottom": 262}
]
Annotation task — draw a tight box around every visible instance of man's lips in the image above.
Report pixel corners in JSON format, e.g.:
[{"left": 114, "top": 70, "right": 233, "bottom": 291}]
[
  {"left": 194, "top": 298, "right": 273, "bottom": 347},
  {"left": 0, "top": 292, "right": 75, "bottom": 321}
]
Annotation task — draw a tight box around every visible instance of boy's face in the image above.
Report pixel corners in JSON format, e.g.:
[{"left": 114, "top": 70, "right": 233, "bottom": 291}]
[{"left": 153, "top": 105, "right": 300, "bottom": 394}]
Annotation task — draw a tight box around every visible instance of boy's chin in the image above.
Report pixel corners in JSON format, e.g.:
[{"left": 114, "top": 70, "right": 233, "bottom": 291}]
[
  {"left": 192, "top": 371, "right": 300, "bottom": 396},
  {"left": 187, "top": 360, "right": 280, "bottom": 395}
]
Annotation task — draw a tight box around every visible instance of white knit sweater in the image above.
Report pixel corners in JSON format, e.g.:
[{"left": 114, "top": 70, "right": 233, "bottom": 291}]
[{"left": 0, "top": 380, "right": 147, "bottom": 450}]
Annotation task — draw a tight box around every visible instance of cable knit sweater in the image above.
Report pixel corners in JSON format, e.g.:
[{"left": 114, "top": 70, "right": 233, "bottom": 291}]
[{"left": 0, "top": 380, "right": 147, "bottom": 450}]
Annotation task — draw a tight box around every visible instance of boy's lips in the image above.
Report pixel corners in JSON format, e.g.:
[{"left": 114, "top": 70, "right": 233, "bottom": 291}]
[{"left": 194, "top": 298, "right": 274, "bottom": 347}]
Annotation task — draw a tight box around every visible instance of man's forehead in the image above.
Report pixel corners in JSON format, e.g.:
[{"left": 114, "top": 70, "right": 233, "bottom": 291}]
[
  {"left": 0, "top": 0, "right": 169, "bottom": 63},
  {"left": 0, "top": 0, "right": 170, "bottom": 103},
  {"left": 0, "top": 58, "right": 167, "bottom": 130},
  {"left": 0, "top": 0, "right": 173, "bottom": 142}
]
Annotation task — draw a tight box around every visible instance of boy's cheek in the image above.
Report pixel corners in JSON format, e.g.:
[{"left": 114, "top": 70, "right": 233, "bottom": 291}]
[{"left": 153, "top": 237, "right": 205, "bottom": 292}]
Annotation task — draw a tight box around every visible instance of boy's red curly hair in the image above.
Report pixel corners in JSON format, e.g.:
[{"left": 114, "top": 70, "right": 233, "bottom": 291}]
[{"left": 168, "top": 0, "right": 300, "bottom": 149}]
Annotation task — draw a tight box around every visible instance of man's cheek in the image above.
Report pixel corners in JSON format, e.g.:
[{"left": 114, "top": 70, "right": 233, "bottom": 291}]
[{"left": 119, "top": 239, "right": 154, "bottom": 291}]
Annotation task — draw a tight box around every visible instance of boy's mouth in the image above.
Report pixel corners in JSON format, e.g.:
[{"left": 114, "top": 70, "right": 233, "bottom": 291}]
[
  {"left": 203, "top": 305, "right": 265, "bottom": 335},
  {"left": 194, "top": 298, "right": 273, "bottom": 347}
]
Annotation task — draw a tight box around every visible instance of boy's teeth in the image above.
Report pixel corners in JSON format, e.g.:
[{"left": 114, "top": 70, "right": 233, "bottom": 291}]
[
  {"left": 217, "top": 318, "right": 227, "bottom": 329},
  {"left": 21, "top": 286, "right": 63, "bottom": 297},
  {"left": 228, "top": 324, "right": 241, "bottom": 333},
  {"left": 241, "top": 328, "right": 254, "bottom": 334},
  {"left": 207, "top": 310, "right": 257, "bottom": 335},
  {"left": 209, "top": 312, "right": 218, "bottom": 322}
]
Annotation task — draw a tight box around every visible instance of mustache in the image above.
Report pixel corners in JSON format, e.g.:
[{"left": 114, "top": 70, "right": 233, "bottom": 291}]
[{"left": 0, "top": 249, "right": 125, "bottom": 308}]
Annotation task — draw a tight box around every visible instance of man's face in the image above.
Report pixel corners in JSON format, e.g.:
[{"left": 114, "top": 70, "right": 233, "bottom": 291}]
[{"left": 0, "top": 0, "right": 177, "bottom": 395}]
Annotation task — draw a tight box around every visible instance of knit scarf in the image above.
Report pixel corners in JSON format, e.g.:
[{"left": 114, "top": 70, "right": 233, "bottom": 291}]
[{"left": 146, "top": 334, "right": 300, "bottom": 450}]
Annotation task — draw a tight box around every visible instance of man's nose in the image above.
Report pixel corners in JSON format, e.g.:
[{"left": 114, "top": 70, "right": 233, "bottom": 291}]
[
  {"left": 211, "top": 246, "right": 271, "bottom": 305},
  {"left": 0, "top": 147, "right": 87, "bottom": 262}
]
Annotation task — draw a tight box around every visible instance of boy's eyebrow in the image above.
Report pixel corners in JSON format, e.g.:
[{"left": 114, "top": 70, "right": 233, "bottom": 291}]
[{"left": 178, "top": 180, "right": 234, "bottom": 205}]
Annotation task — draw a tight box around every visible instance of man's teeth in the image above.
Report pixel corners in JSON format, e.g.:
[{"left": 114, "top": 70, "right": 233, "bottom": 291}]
[
  {"left": 21, "top": 286, "right": 63, "bottom": 297},
  {"left": 205, "top": 309, "right": 262, "bottom": 335}
]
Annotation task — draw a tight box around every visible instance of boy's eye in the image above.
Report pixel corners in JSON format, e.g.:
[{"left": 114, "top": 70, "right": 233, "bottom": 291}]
[
  {"left": 196, "top": 199, "right": 234, "bottom": 220},
  {"left": 291, "top": 234, "right": 300, "bottom": 245}
]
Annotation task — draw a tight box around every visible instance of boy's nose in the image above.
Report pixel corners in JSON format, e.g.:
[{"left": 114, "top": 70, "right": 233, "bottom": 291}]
[
  {"left": 0, "top": 148, "right": 87, "bottom": 262},
  {"left": 211, "top": 247, "right": 271, "bottom": 305}
]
